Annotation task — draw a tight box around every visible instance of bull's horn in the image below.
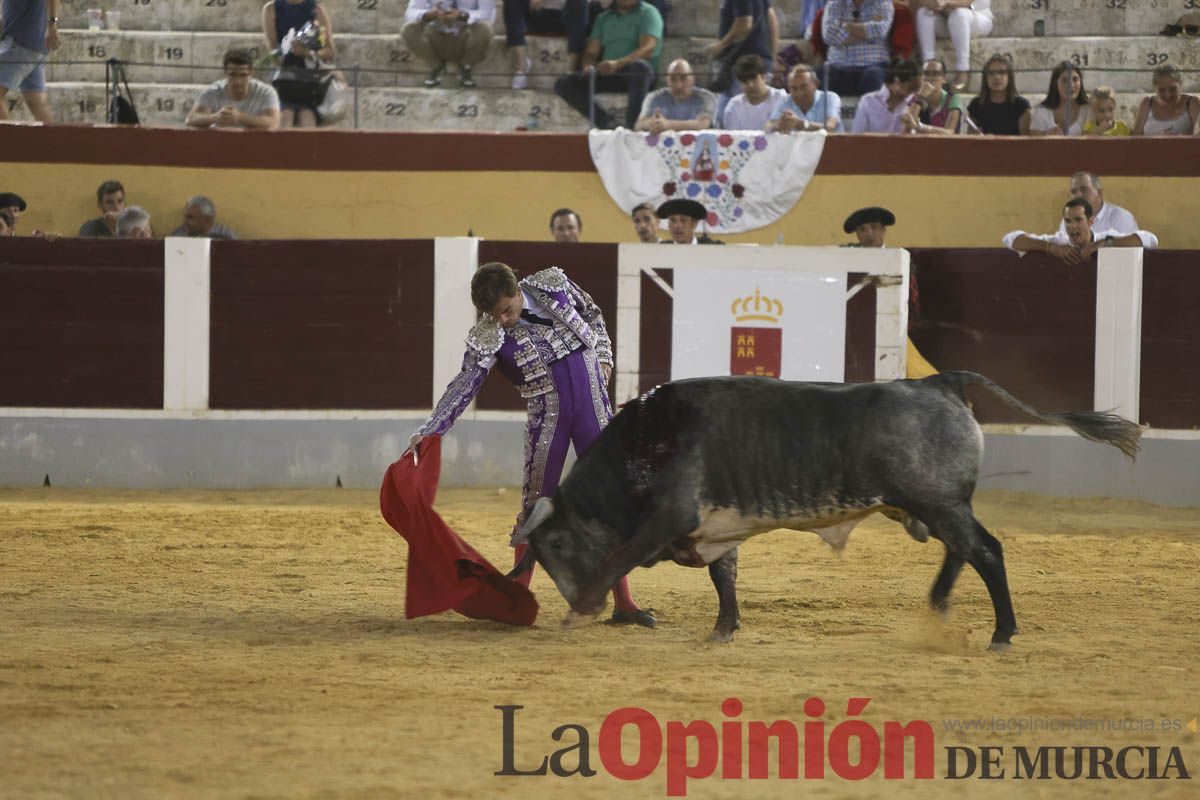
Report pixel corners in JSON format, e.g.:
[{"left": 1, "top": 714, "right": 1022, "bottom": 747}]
[{"left": 517, "top": 497, "right": 555, "bottom": 541}]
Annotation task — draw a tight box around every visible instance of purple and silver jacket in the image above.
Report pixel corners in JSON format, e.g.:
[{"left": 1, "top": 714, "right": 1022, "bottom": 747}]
[{"left": 417, "top": 267, "right": 614, "bottom": 437}]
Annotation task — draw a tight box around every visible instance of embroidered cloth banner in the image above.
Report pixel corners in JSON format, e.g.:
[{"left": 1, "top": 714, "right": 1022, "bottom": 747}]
[{"left": 588, "top": 129, "right": 827, "bottom": 234}]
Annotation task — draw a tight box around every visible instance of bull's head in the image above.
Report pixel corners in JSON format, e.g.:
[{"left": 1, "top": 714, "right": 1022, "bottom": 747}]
[{"left": 507, "top": 497, "right": 615, "bottom": 628}]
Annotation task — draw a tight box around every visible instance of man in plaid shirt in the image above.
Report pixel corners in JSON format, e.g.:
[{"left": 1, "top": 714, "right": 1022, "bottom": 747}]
[{"left": 821, "top": 0, "right": 893, "bottom": 97}]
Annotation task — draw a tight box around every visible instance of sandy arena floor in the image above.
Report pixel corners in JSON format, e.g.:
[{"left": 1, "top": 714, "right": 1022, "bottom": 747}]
[{"left": 1, "top": 486, "right": 1197, "bottom": 799}]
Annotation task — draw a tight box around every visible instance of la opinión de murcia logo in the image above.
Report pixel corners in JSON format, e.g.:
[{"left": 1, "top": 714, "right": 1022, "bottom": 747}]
[{"left": 495, "top": 699, "right": 1192, "bottom": 796}]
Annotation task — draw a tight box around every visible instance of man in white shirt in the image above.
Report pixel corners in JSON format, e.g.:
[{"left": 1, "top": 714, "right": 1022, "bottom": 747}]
[
  {"left": 721, "top": 54, "right": 786, "bottom": 130},
  {"left": 1055, "top": 171, "right": 1137, "bottom": 237},
  {"left": 1004, "top": 198, "right": 1158, "bottom": 265}
]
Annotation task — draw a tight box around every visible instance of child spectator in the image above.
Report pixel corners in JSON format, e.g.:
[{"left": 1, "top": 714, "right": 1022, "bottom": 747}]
[{"left": 1083, "top": 86, "right": 1131, "bottom": 137}]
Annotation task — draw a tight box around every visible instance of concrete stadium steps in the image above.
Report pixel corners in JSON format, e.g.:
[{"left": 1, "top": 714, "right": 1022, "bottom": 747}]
[
  {"left": 52, "top": 0, "right": 1184, "bottom": 38},
  {"left": 56, "top": 0, "right": 405, "bottom": 35},
  {"left": 51, "top": 29, "right": 565, "bottom": 90},
  {"left": 50, "top": 28, "right": 1198, "bottom": 93},
  {"left": 4, "top": 81, "right": 606, "bottom": 131}
]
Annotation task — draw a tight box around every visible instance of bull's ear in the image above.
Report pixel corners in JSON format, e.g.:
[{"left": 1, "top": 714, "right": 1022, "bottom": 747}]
[{"left": 519, "top": 497, "right": 555, "bottom": 539}]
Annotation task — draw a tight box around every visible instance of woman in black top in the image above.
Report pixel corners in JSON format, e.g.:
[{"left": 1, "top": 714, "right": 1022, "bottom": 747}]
[{"left": 966, "top": 54, "right": 1031, "bottom": 135}]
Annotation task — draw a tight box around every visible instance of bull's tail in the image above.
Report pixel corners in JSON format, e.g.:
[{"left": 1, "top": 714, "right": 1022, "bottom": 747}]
[{"left": 933, "top": 371, "right": 1144, "bottom": 460}]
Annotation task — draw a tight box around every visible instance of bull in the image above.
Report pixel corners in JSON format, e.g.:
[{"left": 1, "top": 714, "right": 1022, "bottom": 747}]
[{"left": 509, "top": 372, "right": 1142, "bottom": 651}]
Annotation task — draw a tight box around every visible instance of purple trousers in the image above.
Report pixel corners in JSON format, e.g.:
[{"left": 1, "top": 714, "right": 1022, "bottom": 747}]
[{"left": 513, "top": 348, "right": 612, "bottom": 541}]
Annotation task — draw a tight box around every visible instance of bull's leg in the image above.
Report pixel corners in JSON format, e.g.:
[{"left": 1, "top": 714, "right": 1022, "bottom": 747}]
[
  {"left": 923, "top": 509, "right": 1018, "bottom": 652},
  {"left": 929, "top": 547, "right": 964, "bottom": 613},
  {"left": 707, "top": 548, "right": 740, "bottom": 643},
  {"left": 968, "top": 518, "right": 1019, "bottom": 651}
]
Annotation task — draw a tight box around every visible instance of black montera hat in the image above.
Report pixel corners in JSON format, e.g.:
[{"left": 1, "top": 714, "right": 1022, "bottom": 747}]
[
  {"left": 842, "top": 206, "right": 896, "bottom": 233},
  {"left": 657, "top": 198, "right": 707, "bottom": 221},
  {"left": 0, "top": 192, "right": 27, "bottom": 211}
]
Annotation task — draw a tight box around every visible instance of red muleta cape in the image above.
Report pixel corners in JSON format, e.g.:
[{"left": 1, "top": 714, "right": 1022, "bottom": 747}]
[{"left": 379, "top": 435, "right": 538, "bottom": 626}]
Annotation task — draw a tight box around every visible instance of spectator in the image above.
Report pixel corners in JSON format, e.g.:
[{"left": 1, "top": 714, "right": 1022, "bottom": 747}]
[
  {"left": 1029, "top": 62, "right": 1089, "bottom": 136},
  {"left": 851, "top": 57, "right": 920, "bottom": 133},
  {"left": 402, "top": 0, "right": 494, "bottom": 89},
  {"left": 0, "top": 190, "right": 53, "bottom": 237},
  {"left": 708, "top": 0, "right": 779, "bottom": 126},
  {"left": 904, "top": 58, "right": 967, "bottom": 134},
  {"left": 634, "top": 58, "right": 715, "bottom": 132},
  {"left": 912, "top": 0, "right": 993, "bottom": 91},
  {"left": 843, "top": 205, "right": 894, "bottom": 246},
  {"left": 116, "top": 207, "right": 153, "bottom": 239},
  {"left": 554, "top": 0, "right": 662, "bottom": 130},
  {"left": 0, "top": 191, "right": 25, "bottom": 229},
  {"left": 631, "top": 201, "right": 659, "bottom": 243},
  {"left": 550, "top": 208, "right": 582, "bottom": 243},
  {"left": 1133, "top": 64, "right": 1199, "bottom": 136},
  {"left": 842, "top": 205, "right": 938, "bottom": 378},
  {"left": 1003, "top": 198, "right": 1158, "bottom": 264},
  {"left": 657, "top": 199, "right": 723, "bottom": 244},
  {"left": 821, "top": 0, "right": 894, "bottom": 97},
  {"left": 966, "top": 53, "right": 1030, "bottom": 135},
  {"left": 766, "top": 64, "right": 842, "bottom": 133},
  {"left": 170, "top": 196, "right": 238, "bottom": 240},
  {"left": 722, "top": 54, "right": 788, "bottom": 130},
  {"left": 1057, "top": 171, "right": 1137, "bottom": 237},
  {"left": 0, "top": 208, "right": 12, "bottom": 236},
  {"left": 186, "top": 50, "right": 281, "bottom": 131},
  {"left": 78, "top": 180, "right": 126, "bottom": 238},
  {"left": 1083, "top": 86, "right": 1131, "bottom": 137},
  {"left": 504, "top": 0, "right": 590, "bottom": 89},
  {"left": 0, "top": 0, "right": 60, "bottom": 123},
  {"left": 262, "top": 0, "right": 336, "bottom": 128},
  {"left": 890, "top": 0, "right": 915, "bottom": 59}
]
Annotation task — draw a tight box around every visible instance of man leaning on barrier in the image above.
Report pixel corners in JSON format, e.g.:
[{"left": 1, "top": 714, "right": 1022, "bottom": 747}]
[
  {"left": 553, "top": 0, "right": 662, "bottom": 130},
  {"left": 186, "top": 49, "right": 281, "bottom": 131},
  {"left": 634, "top": 58, "right": 715, "bottom": 134},
  {"left": 1003, "top": 198, "right": 1159, "bottom": 266}
]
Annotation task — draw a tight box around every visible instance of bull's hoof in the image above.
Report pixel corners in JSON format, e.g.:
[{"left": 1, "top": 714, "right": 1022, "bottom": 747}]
[
  {"left": 561, "top": 610, "right": 601, "bottom": 629},
  {"left": 609, "top": 608, "right": 657, "bottom": 628},
  {"left": 708, "top": 629, "right": 736, "bottom": 644},
  {"left": 987, "top": 640, "right": 1012, "bottom": 653}
]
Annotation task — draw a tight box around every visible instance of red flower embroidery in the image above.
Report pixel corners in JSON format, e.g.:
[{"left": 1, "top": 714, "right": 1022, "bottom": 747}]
[
  {"left": 717, "top": 134, "right": 734, "bottom": 147},
  {"left": 663, "top": 182, "right": 677, "bottom": 196},
  {"left": 680, "top": 134, "right": 696, "bottom": 145},
  {"left": 732, "top": 183, "right": 745, "bottom": 198}
]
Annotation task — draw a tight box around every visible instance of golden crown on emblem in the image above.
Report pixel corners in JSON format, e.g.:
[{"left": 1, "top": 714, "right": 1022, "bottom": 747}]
[{"left": 730, "top": 288, "right": 783, "bottom": 324}]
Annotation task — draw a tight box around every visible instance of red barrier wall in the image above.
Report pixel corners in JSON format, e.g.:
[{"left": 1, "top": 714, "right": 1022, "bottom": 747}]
[
  {"left": 0, "top": 239, "right": 164, "bottom": 408},
  {"left": 209, "top": 240, "right": 435, "bottom": 410},
  {"left": 3, "top": 239, "right": 1197, "bottom": 428},
  {"left": 1141, "top": 251, "right": 1200, "bottom": 430},
  {"left": 908, "top": 249, "right": 1096, "bottom": 422}
]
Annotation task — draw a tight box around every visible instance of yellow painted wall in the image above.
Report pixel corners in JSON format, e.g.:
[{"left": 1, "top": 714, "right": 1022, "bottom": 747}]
[{"left": 8, "top": 162, "right": 1199, "bottom": 248}]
